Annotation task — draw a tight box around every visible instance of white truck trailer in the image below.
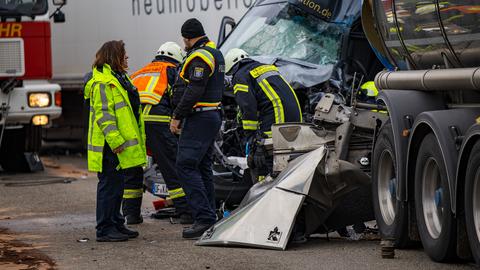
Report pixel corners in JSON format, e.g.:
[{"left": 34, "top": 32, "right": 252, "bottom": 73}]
[{"left": 45, "top": 0, "right": 251, "bottom": 143}]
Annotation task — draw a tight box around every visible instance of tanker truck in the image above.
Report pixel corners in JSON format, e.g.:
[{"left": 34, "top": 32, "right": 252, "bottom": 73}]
[{"left": 362, "top": 0, "right": 480, "bottom": 263}]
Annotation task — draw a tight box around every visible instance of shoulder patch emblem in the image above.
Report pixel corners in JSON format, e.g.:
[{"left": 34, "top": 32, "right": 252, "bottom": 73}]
[{"left": 194, "top": 67, "right": 205, "bottom": 78}]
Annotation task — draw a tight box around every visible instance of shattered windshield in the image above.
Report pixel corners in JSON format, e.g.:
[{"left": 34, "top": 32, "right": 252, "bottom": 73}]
[
  {"left": 0, "top": 0, "right": 47, "bottom": 16},
  {"left": 220, "top": 2, "right": 345, "bottom": 66}
]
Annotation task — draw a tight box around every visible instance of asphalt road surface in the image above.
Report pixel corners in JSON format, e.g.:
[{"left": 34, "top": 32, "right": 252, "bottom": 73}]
[{"left": 0, "top": 155, "right": 476, "bottom": 270}]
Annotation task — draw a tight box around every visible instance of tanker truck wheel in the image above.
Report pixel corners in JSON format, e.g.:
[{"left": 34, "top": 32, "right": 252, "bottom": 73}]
[
  {"left": 464, "top": 140, "right": 480, "bottom": 265},
  {"left": 0, "top": 125, "right": 42, "bottom": 172},
  {"left": 372, "top": 121, "right": 410, "bottom": 248},
  {"left": 414, "top": 133, "right": 456, "bottom": 262}
]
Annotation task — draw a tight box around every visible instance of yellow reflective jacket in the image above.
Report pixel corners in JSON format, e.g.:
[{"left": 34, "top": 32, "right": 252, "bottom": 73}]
[{"left": 84, "top": 64, "right": 146, "bottom": 172}]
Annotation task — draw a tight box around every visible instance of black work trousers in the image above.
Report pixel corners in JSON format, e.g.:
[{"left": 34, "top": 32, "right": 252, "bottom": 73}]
[
  {"left": 96, "top": 145, "right": 126, "bottom": 237},
  {"left": 176, "top": 111, "right": 221, "bottom": 224},
  {"left": 145, "top": 123, "right": 190, "bottom": 214}
]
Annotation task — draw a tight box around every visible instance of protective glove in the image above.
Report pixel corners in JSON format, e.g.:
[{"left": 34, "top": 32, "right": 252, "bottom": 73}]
[{"left": 253, "top": 145, "right": 267, "bottom": 170}]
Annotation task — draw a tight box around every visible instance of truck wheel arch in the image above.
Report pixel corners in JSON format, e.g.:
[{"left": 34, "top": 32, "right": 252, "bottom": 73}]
[{"left": 376, "top": 90, "right": 445, "bottom": 201}]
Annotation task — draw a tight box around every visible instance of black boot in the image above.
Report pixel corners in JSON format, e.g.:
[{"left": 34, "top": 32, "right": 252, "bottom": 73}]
[
  {"left": 96, "top": 230, "right": 129, "bottom": 242},
  {"left": 125, "top": 215, "right": 143, "bottom": 225},
  {"left": 122, "top": 196, "right": 143, "bottom": 225},
  {"left": 117, "top": 226, "right": 139, "bottom": 238},
  {"left": 182, "top": 223, "right": 214, "bottom": 239}
]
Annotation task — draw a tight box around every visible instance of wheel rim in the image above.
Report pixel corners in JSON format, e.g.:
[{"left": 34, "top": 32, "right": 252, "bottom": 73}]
[
  {"left": 474, "top": 168, "right": 480, "bottom": 242},
  {"left": 422, "top": 157, "right": 444, "bottom": 239},
  {"left": 378, "top": 149, "right": 397, "bottom": 226}
]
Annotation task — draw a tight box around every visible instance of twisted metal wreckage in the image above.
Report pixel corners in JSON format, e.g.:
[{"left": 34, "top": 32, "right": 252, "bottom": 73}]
[{"left": 197, "top": 93, "right": 385, "bottom": 249}]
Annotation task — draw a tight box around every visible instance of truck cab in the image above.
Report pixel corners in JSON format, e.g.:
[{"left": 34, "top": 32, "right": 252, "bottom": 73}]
[
  {"left": 0, "top": 0, "right": 65, "bottom": 171},
  {"left": 217, "top": 0, "right": 384, "bottom": 119},
  {"left": 215, "top": 0, "right": 384, "bottom": 167}
]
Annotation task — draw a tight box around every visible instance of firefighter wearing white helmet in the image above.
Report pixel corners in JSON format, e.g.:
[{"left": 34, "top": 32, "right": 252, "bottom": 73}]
[
  {"left": 156, "top": 41, "right": 186, "bottom": 63},
  {"left": 225, "top": 48, "right": 302, "bottom": 180},
  {"left": 225, "top": 48, "right": 249, "bottom": 74},
  {"left": 127, "top": 42, "right": 192, "bottom": 225}
]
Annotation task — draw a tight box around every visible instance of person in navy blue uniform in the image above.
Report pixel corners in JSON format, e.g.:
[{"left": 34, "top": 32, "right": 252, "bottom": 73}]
[
  {"left": 170, "top": 18, "right": 225, "bottom": 239},
  {"left": 224, "top": 48, "right": 302, "bottom": 178}
]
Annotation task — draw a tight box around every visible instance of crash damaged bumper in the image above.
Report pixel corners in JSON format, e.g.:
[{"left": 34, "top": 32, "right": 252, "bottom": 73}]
[{"left": 196, "top": 145, "right": 371, "bottom": 250}]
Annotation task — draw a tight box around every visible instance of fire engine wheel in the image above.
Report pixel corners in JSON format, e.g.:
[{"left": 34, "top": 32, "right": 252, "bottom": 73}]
[
  {"left": 0, "top": 125, "right": 42, "bottom": 172},
  {"left": 464, "top": 140, "right": 480, "bottom": 265},
  {"left": 414, "top": 133, "right": 456, "bottom": 262},
  {"left": 372, "top": 121, "right": 410, "bottom": 247}
]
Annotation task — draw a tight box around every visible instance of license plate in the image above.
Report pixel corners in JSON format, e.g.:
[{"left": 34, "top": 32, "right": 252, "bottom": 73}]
[{"left": 153, "top": 183, "right": 168, "bottom": 196}]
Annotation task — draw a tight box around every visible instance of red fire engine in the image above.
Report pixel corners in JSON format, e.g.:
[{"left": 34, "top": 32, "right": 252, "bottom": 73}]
[{"left": 0, "top": 0, "right": 66, "bottom": 171}]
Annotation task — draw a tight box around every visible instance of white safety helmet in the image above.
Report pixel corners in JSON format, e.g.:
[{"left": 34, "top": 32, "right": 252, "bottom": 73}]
[
  {"left": 156, "top": 42, "right": 186, "bottom": 63},
  {"left": 225, "top": 48, "right": 249, "bottom": 74}
]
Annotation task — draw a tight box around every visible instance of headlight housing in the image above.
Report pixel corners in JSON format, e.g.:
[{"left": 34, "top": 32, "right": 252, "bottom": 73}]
[{"left": 28, "top": 92, "right": 51, "bottom": 108}]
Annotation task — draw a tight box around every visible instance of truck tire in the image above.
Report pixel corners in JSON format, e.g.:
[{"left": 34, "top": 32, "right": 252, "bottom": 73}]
[
  {"left": 414, "top": 133, "right": 456, "bottom": 262},
  {"left": 464, "top": 140, "right": 480, "bottom": 265},
  {"left": 372, "top": 121, "right": 410, "bottom": 247},
  {"left": 0, "top": 125, "right": 42, "bottom": 172}
]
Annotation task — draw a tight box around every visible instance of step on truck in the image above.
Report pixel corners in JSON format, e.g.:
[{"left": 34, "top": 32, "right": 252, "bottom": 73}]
[{"left": 0, "top": 0, "right": 66, "bottom": 171}]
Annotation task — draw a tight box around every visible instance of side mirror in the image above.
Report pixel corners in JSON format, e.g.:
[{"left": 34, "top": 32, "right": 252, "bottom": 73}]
[
  {"left": 53, "top": 0, "right": 67, "bottom": 6},
  {"left": 53, "top": 10, "right": 65, "bottom": 23},
  {"left": 50, "top": 0, "right": 66, "bottom": 22},
  {"left": 218, "top": 16, "right": 236, "bottom": 46}
]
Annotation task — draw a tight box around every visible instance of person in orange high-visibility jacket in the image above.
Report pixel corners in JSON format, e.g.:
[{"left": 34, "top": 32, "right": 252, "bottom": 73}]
[{"left": 129, "top": 42, "right": 192, "bottom": 225}]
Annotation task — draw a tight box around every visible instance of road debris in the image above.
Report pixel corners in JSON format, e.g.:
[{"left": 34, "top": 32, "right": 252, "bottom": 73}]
[
  {"left": 76, "top": 238, "right": 89, "bottom": 243},
  {"left": 0, "top": 176, "right": 76, "bottom": 187}
]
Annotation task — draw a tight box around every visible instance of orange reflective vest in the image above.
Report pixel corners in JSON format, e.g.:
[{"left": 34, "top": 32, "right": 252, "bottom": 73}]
[{"left": 131, "top": 61, "right": 176, "bottom": 105}]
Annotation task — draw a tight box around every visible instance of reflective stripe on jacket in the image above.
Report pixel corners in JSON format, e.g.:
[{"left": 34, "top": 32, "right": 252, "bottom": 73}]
[
  {"left": 131, "top": 61, "right": 176, "bottom": 105},
  {"left": 179, "top": 41, "right": 224, "bottom": 109},
  {"left": 131, "top": 61, "right": 177, "bottom": 124},
  {"left": 84, "top": 64, "right": 147, "bottom": 172},
  {"left": 232, "top": 60, "right": 302, "bottom": 136},
  {"left": 141, "top": 104, "right": 171, "bottom": 123}
]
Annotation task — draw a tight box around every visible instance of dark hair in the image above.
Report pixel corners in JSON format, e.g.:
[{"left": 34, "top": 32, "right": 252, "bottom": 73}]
[{"left": 93, "top": 40, "right": 126, "bottom": 72}]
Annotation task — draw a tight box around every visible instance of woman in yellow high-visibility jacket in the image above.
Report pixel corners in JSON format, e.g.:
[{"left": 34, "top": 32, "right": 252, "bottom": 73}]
[{"left": 84, "top": 40, "right": 146, "bottom": 242}]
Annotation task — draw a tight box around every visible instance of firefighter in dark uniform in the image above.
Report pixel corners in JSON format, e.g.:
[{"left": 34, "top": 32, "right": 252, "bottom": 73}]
[
  {"left": 129, "top": 42, "right": 193, "bottom": 225},
  {"left": 170, "top": 18, "right": 224, "bottom": 239},
  {"left": 224, "top": 48, "right": 302, "bottom": 177}
]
